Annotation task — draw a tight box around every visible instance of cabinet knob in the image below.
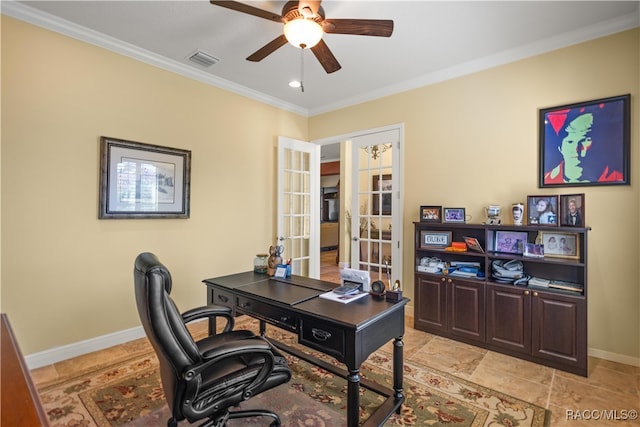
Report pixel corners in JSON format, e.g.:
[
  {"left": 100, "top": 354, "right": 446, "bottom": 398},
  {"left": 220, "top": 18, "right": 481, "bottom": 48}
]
[
  {"left": 524, "top": 290, "right": 530, "bottom": 295},
  {"left": 533, "top": 291, "right": 539, "bottom": 297},
  {"left": 441, "top": 277, "right": 446, "bottom": 283},
  {"left": 447, "top": 279, "right": 452, "bottom": 284}
]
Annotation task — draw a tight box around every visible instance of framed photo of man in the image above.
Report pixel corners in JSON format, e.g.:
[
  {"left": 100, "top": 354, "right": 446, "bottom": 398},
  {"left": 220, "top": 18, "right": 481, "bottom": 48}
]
[
  {"left": 560, "top": 194, "right": 585, "bottom": 227},
  {"left": 538, "top": 94, "right": 630, "bottom": 188}
]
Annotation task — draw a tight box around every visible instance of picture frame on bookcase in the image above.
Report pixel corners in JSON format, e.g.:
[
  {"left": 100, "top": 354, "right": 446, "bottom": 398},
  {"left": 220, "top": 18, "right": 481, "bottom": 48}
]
[
  {"left": 494, "top": 231, "right": 527, "bottom": 255},
  {"left": 540, "top": 231, "right": 580, "bottom": 259},
  {"left": 419, "top": 230, "right": 451, "bottom": 248},
  {"left": 443, "top": 207, "right": 466, "bottom": 223},
  {"left": 419, "top": 206, "right": 442, "bottom": 223},
  {"left": 560, "top": 193, "right": 585, "bottom": 227},
  {"left": 527, "top": 195, "right": 559, "bottom": 226}
]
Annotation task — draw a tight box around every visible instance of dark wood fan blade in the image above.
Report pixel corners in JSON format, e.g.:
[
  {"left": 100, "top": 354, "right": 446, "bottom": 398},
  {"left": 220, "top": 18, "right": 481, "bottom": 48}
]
[
  {"left": 322, "top": 19, "right": 393, "bottom": 37},
  {"left": 247, "top": 34, "right": 288, "bottom": 62},
  {"left": 310, "top": 39, "right": 341, "bottom": 74},
  {"left": 210, "top": 1, "right": 283, "bottom": 23}
]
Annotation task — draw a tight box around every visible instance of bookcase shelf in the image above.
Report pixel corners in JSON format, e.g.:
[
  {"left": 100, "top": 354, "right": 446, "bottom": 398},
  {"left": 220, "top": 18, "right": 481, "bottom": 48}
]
[{"left": 414, "top": 221, "right": 588, "bottom": 376}]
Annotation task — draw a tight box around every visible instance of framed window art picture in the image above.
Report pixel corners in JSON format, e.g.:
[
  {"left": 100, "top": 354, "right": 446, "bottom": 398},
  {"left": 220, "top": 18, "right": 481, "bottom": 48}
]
[
  {"left": 99, "top": 136, "right": 191, "bottom": 219},
  {"left": 539, "top": 94, "right": 630, "bottom": 188}
]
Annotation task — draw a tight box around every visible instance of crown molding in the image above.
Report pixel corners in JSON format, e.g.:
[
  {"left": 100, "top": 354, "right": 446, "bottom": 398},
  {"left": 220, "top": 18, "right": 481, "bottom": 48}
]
[
  {"left": 3, "top": 2, "right": 638, "bottom": 118},
  {"left": 307, "top": 11, "right": 640, "bottom": 116}
]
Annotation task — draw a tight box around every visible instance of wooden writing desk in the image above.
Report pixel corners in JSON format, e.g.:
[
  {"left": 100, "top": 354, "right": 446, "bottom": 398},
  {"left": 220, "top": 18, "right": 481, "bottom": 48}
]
[{"left": 203, "top": 272, "right": 408, "bottom": 427}]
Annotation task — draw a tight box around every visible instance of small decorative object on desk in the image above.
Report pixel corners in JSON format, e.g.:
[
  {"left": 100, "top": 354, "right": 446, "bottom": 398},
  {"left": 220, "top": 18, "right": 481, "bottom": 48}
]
[
  {"left": 254, "top": 254, "right": 269, "bottom": 274},
  {"left": 267, "top": 245, "right": 284, "bottom": 276}
]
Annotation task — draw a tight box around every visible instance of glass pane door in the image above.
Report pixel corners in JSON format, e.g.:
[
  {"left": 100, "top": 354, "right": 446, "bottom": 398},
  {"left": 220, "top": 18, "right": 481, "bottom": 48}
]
[{"left": 278, "top": 137, "right": 320, "bottom": 278}]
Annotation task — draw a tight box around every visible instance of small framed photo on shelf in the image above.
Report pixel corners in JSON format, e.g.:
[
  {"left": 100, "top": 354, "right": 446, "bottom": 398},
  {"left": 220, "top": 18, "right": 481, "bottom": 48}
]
[
  {"left": 443, "top": 207, "right": 466, "bottom": 223},
  {"left": 463, "top": 236, "right": 484, "bottom": 253},
  {"left": 523, "top": 243, "right": 544, "bottom": 258},
  {"left": 420, "top": 206, "right": 442, "bottom": 223},
  {"left": 560, "top": 193, "right": 585, "bottom": 227},
  {"left": 494, "top": 231, "right": 527, "bottom": 255},
  {"left": 540, "top": 231, "right": 580, "bottom": 259},
  {"left": 419, "top": 230, "right": 452, "bottom": 248},
  {"left": 527, "top": 195, "right": 559, "bottom": 226}
]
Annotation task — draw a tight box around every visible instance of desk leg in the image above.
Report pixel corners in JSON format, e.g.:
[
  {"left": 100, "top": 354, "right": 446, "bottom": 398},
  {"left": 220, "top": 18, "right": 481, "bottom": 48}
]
[
  {"left": 347, "top": 368, "right": 361, "bottom": 427},
  {"left": 393, "top": 335, "right": 404, "bottom": 412}
]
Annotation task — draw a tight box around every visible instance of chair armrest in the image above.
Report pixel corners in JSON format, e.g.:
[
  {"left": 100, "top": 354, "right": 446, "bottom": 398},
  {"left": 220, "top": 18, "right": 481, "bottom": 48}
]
[
  {"left": 199, "top": 337, "right": 272, "bottom": 362},
  {"left": 181, "top": 305, "right": 234, "bottom": 333}
]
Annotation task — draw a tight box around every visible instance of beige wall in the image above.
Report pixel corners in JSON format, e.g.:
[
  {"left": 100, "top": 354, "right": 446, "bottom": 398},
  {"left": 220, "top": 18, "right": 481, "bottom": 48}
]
[
  {"left": 2, "top": 16, "right": 638, "bottom": 362},
  {"left": 310, "top": 29, "right": 640, "bottom": 361},
  {"left": 1, "top": 17, "right": 308, "bottom": 354}
]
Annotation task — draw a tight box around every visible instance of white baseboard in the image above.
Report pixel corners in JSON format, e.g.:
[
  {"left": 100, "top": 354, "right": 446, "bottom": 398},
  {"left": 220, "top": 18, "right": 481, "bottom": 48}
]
[
  {"left": 589, "top": 347, "right": 640, "bottom": 367},
  {"left": 25, "top": 326, "right": 146, "bottom": 370}
]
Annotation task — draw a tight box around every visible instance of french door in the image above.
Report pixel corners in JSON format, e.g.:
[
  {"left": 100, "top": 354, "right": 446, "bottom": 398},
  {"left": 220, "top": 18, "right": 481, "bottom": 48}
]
[
  {"left": 277, "top": 137, "right": 320, "bottom": 279},
  {"left": 350, "top": 128, "right": 402, "bottom": 287}
]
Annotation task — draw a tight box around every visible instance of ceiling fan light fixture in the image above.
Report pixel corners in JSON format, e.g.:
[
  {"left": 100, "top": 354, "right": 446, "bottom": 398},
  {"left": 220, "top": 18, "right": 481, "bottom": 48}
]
[{"left": 284, "top": 18, "right": 323, "bottom": 49}]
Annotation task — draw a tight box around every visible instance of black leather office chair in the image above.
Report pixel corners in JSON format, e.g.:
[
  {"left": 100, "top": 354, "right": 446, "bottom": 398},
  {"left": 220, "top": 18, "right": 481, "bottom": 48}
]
[{"left": 134, "top": 252, "right": 291, "bottom": 427}]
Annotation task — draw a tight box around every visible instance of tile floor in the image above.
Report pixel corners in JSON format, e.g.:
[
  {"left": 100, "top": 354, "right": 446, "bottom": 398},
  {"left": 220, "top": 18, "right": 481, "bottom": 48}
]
[{"left": 32, "top": 250, "right": 640, "bottom": 426}]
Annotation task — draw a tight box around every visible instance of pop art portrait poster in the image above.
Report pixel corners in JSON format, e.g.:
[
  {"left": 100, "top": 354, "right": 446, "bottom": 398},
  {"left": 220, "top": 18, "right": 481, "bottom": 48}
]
[{"left": 539, "top": 94, "right": 630, "bottom": 188}]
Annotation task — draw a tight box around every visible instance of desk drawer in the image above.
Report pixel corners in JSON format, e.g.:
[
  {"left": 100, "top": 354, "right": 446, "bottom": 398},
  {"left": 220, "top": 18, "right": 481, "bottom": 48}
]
[
  {"left": 299, "top": 317, "right": 345, "bottom": 360},
  {"left": 211, "top": 288, "right": 235, "bottom": 311},
  {"left": 237, "top": 296, "right": 298, "bottom": 332}
]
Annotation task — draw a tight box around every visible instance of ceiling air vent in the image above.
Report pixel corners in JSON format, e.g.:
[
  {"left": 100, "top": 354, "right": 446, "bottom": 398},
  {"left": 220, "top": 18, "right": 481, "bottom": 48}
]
[{"left": 188, "top": 50, "right": 220, "bottom": 68}]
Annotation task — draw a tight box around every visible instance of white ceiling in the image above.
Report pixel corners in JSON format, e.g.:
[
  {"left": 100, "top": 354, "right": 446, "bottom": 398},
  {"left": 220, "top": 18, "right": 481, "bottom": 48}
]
[{"left": 5, "top": 1, "right": 639, "bottom": 118}]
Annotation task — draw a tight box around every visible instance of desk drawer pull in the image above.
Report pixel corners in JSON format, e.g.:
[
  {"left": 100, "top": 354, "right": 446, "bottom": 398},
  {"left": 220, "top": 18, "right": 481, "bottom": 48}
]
[
  {"left": 311, "top": 328, "right": 331, "bottom": 341},
  {"left": 217, "top": 295, "right": 229, "bottom": 303},
  {"left": 239, "top": 302, "right": 251, "bottom": 308}
]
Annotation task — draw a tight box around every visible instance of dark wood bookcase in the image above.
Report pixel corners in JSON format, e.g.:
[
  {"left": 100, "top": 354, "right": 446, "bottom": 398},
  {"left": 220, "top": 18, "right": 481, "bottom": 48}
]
[{"left": 414, "top": 222, "right": 589, "bottom": 376}]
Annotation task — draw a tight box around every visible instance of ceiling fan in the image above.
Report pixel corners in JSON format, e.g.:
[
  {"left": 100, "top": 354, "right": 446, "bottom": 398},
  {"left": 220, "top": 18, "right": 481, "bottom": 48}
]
[{"left": 210, "top": 1, "right": 394, "bottom": 73}]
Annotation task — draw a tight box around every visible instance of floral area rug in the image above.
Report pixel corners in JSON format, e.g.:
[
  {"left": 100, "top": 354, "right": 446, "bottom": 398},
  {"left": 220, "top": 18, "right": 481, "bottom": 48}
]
[{"left": 39, "top": 320, "right": 550, "bottom": 427}]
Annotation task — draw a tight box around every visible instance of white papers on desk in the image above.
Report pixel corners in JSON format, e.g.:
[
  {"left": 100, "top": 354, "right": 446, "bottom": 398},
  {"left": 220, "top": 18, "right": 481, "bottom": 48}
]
[{"left": 319, "top": 290, "right": 369, "bottom": 304}]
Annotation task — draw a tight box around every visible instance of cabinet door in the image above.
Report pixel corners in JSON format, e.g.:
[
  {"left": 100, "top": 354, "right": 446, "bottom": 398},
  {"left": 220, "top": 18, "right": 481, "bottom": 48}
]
[
  {"left": 531, "top": 290, "right": 587, "bottom": 374},
  {"left": 414, "top": 275, "right": 447, "bottom": 333},
  {"left": 447, "top": 278, "right": 485, "bottom": 343},
  {"left": 486, "top": 284, "right": 531, "bottom": 355}
]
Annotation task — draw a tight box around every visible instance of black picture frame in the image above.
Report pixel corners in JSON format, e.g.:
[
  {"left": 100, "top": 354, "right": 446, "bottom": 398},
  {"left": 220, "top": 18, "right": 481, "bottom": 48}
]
[
  {"left": 526, "top": 195, "right": 559, "bottom": 226},
  {"left": 372, "top": 174, "right": 392, "bottom": 215},
  {"left": 419, "top": 205, "right": 442, "bottom": 223},
  {"left": 560, "top": 193, "right": 585, "bottom": 227},
  {"left": 443, "top": 207, "right": 466, "bottom": 223},
  {"left": 539, "top": 94, "right": 630, "bottom": 188},
  {"left": 99, "top": 136, "right": 191, "bottom": 219}
]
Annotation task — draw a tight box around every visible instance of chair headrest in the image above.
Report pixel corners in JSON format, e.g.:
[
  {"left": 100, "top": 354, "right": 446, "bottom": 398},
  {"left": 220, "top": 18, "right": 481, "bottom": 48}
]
[{"left": 135, "top": 252, "right": 172, "bottom": 294}]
